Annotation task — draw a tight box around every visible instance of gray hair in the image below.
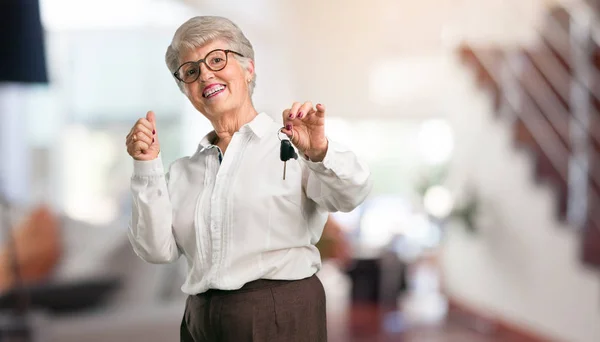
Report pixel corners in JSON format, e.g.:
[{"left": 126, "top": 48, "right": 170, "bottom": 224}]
[{"left": 165, "top": 16, "right": 256, "bottom": 96}]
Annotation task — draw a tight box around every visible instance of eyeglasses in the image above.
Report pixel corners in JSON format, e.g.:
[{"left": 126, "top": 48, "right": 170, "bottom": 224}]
[{"left": 173, "top": 49, "right": 244, "bottom": 83}]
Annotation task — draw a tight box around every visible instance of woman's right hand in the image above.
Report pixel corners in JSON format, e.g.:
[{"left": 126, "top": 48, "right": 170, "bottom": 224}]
[{"left": 126, "top": 111, "right": 160, "bottom": 161}]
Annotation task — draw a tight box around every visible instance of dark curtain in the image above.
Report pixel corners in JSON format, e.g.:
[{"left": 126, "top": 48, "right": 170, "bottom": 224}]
[{"left": 0, "top": 0, "right": 48, "bottom": 83}]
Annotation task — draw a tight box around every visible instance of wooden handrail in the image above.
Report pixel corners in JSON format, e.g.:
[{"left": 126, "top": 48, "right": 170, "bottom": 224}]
[
  {"left": 520, "top": 55, "right": 600, "bottom": 182},
  {"left": 524, "top": 14, "right": 600, "bottom": 152},
  {"left": 519, "top": 57, "right": 570, "bottom": 146},
  {"left": 524, "top": 47, "right": 570, "bottom": 105},
  {"left": 466, "top": 48, "right": 600, "bottom": 229},
  {"left": 525, "top": 45, "right": 600, "bottom": 146},
  {"left": 473, "top": 51, "right": 570, "bottom": 179},
  {"left": 541, "top": 8, "right": 600, "bottom": 102}
]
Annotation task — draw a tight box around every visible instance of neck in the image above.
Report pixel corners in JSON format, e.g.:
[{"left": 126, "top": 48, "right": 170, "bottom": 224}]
[{"left": 209, "top": 101, "right": 258, "bottom": 151}]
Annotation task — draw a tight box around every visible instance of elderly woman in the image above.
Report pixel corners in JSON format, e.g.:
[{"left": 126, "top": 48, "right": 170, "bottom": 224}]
[{"left": 125, "top": 16, "right": 372, "bottom": 342}]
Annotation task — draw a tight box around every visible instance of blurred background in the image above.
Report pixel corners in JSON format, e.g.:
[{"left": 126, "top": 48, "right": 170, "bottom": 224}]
[{"left": 1, "top": 0, "right": 599, "bottom": 341}]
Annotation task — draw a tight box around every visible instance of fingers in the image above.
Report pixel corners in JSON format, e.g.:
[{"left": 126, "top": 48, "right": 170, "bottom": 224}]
[
  {"left": 282, "top": 108, "right": 291, "bottom": 123},
  {"left": 287, "top": 102, "right": 312, "bottom": 120},
  {"left": 280, "top": 126, "right": 297, "bottom": 144},
  {"left": 281, "top": 101, "right": 326, "bottom": 143},
  {"left": 126, "top": 118, "right": 153, "bottom": 137},
  {"left": 281, "top": 105, "right": 297, "bottom": 143},
  {"left": 282, "top": 102, "right": 300, "bottom": 124},
  {"left": 137, "top": 121, "right": 154, "bottom": 138},
  {"left": 137, "top": 117, "right": 154, "bottom": 133},
  {"left": 126, "top": 125, "right": 153, "bottom": 147},
  {"left": 284, "top": 102, "right": 325, "bottom": 121},
  {"left": 281, "top": 108, "right": 295, "bottom": 142},
  {"left": 298, "top": 102, "right": 314, "bottom": 119},
  {"left": 125, "top": 112, "right": 158, "bottom": 158},
  {"left": 127, "top": 141, "right": 151, "bottom": 156},
  {"left": 282, "top": 101, "right": 314, "bottom": 130},
  {"left": 129, "top": 130, "right": 153, "bottom": 146},
  {"left": 315, "top": 103, "right": 326, "bottom": 117},
  {"left": 126, "top": 116, "right": 154, "bottom": 141},
  {"left": 146, "top": 110, "right": 156, "bottom": 124}
]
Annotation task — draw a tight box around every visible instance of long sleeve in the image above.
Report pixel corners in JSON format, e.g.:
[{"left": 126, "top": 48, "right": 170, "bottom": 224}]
[
  {"left": 302, "top": 139, "right": 373, "bottom": 212},
  {"left": 127, "top": 156, "right": 181, "bottom": 264}
]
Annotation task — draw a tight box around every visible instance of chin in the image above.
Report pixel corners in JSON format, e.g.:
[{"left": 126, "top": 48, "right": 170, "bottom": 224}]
[{"left": 198, "top": 100, "right": 237, "bottom": 116}]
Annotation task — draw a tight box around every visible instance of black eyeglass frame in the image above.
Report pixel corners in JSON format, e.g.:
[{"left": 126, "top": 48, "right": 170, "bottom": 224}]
[{"left": 173, "top": 49, "right": 245, "bottom": 83}]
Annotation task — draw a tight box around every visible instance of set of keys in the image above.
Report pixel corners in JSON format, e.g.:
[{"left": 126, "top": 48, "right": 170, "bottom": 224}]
[{"left": 279, "top": 128, "right": 298, "bottom": 180}]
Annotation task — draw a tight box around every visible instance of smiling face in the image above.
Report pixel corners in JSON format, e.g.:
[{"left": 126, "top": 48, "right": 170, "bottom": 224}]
[{"left": 178, "top": 39, "right": 254, "bottom": 120}]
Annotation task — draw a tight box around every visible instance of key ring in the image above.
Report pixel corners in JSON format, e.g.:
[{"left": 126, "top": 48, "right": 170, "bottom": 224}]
[{"left": 277, "top": 127, "right": 293, "bottom": 141}]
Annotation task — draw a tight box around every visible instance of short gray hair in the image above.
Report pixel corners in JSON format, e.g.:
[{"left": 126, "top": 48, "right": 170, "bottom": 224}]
[{"left": 165, "top": 16, "right": 256, "bottom": 96}]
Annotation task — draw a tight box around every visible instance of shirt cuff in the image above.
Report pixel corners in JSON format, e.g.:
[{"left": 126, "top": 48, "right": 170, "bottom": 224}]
[
  {"left": 133, "top": 155, "right": 164, "bottom": 177},
  {"left": 302, "top": 139, "right": 344, "bottom": 173}
]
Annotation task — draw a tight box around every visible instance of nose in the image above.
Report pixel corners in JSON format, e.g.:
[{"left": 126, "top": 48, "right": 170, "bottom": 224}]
[{"left": 198, "top": 62, "right": 215, "bottom": 82}]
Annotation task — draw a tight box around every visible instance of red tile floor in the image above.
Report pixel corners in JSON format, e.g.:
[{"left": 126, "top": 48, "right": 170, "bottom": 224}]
[
  {"left": 319, "top": 262, "right": 500, "bottom": 342},
  {"left": 326, "top": 304, "right": 499, "bottom": 342}
]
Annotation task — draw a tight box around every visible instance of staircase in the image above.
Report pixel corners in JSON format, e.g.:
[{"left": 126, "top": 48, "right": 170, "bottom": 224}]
[{"left": 457, "top": 1, "right": 600, "bottom": 268}]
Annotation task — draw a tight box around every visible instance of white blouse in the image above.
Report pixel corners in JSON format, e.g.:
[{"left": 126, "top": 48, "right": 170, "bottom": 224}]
[{"left": 128, "top": 112, "right": 372, "bottom": 295}]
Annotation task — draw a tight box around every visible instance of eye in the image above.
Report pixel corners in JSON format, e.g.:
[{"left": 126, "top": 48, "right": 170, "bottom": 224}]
[{"left": 186, "top": 69, "right": 197, "bottom": 76}]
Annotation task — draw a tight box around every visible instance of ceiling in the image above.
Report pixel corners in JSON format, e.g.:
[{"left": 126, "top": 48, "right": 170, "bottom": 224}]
[
  {"left": 40, "top": 0, "right": 574, "bottom": 119},
  {"left": 189, "top": 0, "right": 559, "bottom": 119}
]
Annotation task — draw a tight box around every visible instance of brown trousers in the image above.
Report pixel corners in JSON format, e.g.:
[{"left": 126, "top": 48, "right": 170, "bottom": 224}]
[{"left": 180, "top": 274, "right": 327, "bottom": 342}]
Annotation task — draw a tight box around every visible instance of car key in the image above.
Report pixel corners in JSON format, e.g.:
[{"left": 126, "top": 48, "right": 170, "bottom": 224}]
[{"left": 280, "top": 139, "right": 298, "bottom": 180}]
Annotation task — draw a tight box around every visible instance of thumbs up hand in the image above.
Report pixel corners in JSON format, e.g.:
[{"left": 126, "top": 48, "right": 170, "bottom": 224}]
[{"left": 126, "top": 111, "right": 160, "bottom": 161}]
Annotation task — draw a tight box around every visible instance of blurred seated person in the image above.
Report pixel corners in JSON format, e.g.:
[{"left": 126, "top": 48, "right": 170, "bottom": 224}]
[
  {"left": 0, "top": 205, "right": 62, "bottom": 292},
  {"left": 0, "top": 202, "right": 144, "bottom": 288},
  {"left": 0, "top": 201, "right": 183, "bottom": 316}
]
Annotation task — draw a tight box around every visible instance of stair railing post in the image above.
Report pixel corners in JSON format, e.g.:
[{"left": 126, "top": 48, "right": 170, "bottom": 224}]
[{"left": 566, "top": 7, "right": 593, "bottom": 229}]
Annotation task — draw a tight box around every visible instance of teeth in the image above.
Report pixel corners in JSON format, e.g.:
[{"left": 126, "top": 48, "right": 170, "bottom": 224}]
[{"left": 204, "top": 85, "right": 225, "bottom": 97}]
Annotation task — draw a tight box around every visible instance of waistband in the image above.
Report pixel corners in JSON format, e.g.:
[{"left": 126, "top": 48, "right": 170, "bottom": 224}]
[{"left": 198, "top": 274, "right": 316, "bottom": 297}]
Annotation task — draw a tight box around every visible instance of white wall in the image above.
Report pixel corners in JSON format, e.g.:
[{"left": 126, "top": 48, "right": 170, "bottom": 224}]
[{"left": 441, "top": 59, "right": 600, "bottom": 342}]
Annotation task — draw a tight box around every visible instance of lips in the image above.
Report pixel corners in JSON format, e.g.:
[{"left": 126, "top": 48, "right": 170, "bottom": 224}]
[{"left": 203, "top": 84, "right": 226, "bottom": 98}]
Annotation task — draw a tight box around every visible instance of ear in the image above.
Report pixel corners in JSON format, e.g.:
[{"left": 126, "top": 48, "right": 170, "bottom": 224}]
[{"left": 245, "top": 59, "right": 255, "bottom": 82}]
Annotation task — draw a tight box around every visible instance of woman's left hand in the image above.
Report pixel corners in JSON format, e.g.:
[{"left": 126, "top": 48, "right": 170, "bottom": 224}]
[{"left": 281, "top": 102, "right": 328, "bottom": 162}]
